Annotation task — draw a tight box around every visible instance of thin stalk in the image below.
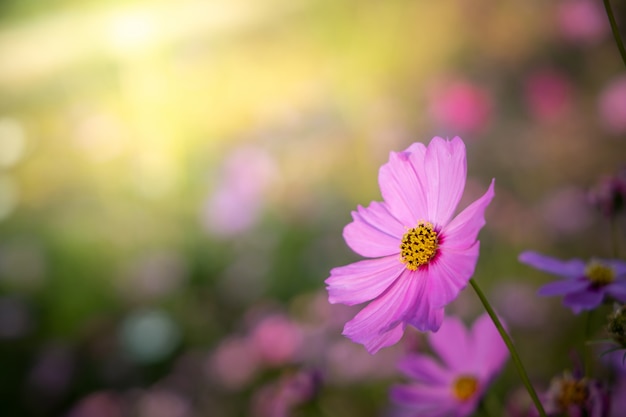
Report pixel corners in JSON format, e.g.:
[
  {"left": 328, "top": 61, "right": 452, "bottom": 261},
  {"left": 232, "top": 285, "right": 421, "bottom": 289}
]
[
  {"left": 603, "top": 0, "right": 626, "bottom": 69},
  {"left": 469, "top": 278, "right": 547, "bottom": 417},
  {"left": 584, "top": 309, "right": 594, "bottom": 377}
]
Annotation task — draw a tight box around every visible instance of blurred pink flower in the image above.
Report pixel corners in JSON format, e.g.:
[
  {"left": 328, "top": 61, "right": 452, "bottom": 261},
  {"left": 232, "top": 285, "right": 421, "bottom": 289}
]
[
  {"left": 556, "top": 0, "right": 608, "bottom": 44},
  {"left": 390, "top": 313, "right": 508, "bottom": 417},
  {"left": 206, "top": 336, "right": 259, "bottom": 390},
  {"left": 250, "top": 370, "right": 321, "bottom": 417},
  {"left": 524, "top": 69, "right": 573, "bottom": 123},
  {"left": 538, "top": 187, "right": 593, "bottom": 236},
  {"left": 428, "top": 80, "right": 493, "bottom": 134},
  {"left": 492, "top": 281, "right": 550, "bottom": 329},
  {"left": 136, "top": 389, "right": 191, "bottom": 417},
  {"left": 250, "top": 315, "right": 303, "bottom": 366},
  {"left": 598, "top": 75, "right": 626, "bottom": 135},
  {"left": 326, "top": 137, "right": 495, "bottom": 353},
  {"left": 67, "top": 391, "right": 125, "bottom": 417},
  {"left": 325, "top": 338, "right": 402, "bottom": 384},
  {"left": 588, "top": 169, "right": 626, "bottom": 218},
  {"left": 201, "top": 145, "right": 278, "bottom": 236}
]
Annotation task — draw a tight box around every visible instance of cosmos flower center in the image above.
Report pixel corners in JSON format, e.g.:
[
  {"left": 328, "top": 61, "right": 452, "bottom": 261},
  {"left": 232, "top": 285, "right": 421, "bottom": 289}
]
[
  {"left": 556, "top": 378, "right": 588, "bottom": 409},
  {"left": 399, "top": 221, "right": 439, "bottom": 270},
  {"left": 452, "top": 375, "right": 479, "bottom": 402},
  {"left": 584, "top": 261, "right": 615, "bottom": 287}
]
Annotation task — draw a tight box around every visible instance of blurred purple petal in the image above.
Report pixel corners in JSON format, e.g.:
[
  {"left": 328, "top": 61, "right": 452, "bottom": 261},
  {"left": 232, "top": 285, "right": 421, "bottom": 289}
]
[{"left": 519, "top": 251, "right": 585, "bottom": 278}]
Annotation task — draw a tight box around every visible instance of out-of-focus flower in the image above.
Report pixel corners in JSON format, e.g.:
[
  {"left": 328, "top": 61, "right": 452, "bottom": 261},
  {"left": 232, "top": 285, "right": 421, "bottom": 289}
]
[
  {"left": 66, "top": 391, "right": 126, "bottom": 417},
  {"left": 250, "top": 314, "right": 303, "bottom": 366},
  {"left": 119, "top": 309, "right": 181, "bottom": 364},
  {"left": 588, "top": 169, "right": 626, "bottom": 218},
  {"left": 119, "top": 251, "right": 188, "bottom": 301},
  {"left": 538, "top": 187, "right": 593, "bottom": 237},
  {"left": 598, "top": 75, "right": 626, "bottom": 135},
  {"left": 326, "top": 137, "right": 495, "bottom": 353},
  {"left": 427, "top": 80, "right": 493, "bottom": 134},
  {"left": 610, "top": 375, "right": 626, "bottom": 417},
  {"left": 206, "top": 336, "right": 260, "bottom": 390},
  {"left": 325, "top": 338, "right": 402, "bottom": 384},
  {"left": 524, "top": 69, "right": 573, "bottom": 123},
  {"left": 390, "top": 313, "right": 508, "bottom": 417},
  {"left": 556, "top": 0, "right": 608, "bottom": 45},
  {"left": 519, "top": 252, "right": 626, "bottom": 313},
  {"left": 200, "top": 145, "right": 278, "bottom": 237},
  {"left": 543, "top": 371, "right": 608, "bottom": 417},
  {"left": 250, "top": 369, "right": 321, "bottom": 417},
  {"left": 0, "top": 296, "right": 32, "bottom": 339},
  {"left": 27, "top": 344, "right": 75, "bottom": 403},
  {"left": 492, "top": 281, "right": 550, "bottom": 329},
  {"left": 136, "top": 388, "right": 192, "bottom": 417}
]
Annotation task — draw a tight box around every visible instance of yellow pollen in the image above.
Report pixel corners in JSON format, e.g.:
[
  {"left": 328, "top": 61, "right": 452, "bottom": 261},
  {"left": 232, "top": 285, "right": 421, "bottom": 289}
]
[
  {"left": 452, "top": 375, "right": 479, "bottom": 402},
  {"left": 585, "top": 261, "right": 615, "bottom": 287},
  {"left": 556, "top": 378, "right": 588, "bottom": 409},
  {"left": 399, "top": 221, "right": 439, "bottom": 270}
]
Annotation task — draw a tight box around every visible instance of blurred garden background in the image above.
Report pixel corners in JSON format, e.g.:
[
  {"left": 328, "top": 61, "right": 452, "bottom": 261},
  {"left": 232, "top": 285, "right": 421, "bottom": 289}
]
[{"left": 1, "top": 0, "right": 626, "bottom": 416}]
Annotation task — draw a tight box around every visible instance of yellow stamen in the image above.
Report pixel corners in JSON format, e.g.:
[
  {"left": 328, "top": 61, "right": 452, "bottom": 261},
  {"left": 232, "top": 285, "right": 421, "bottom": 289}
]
[
  {"left": 556, "top": 377, "right": 588, "bottom": 409},
  {"left": 452, "top": 375, "right": 479, "bottom": 402},
  {"left": 399, "top": 221, "right": 439, "bottom": 270},
  {"left": 585, "top": 261, "right": 615, "bottom": 287}
]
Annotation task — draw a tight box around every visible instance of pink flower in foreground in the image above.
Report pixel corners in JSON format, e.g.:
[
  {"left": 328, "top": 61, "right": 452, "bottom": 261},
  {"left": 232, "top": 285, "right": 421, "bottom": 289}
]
[
  {"left": 390, "top": 313, "right": 509, "bottom": 417},
  {"left": 519, "top": 251, "right": 626, "bottom": 314},
  {"left": 325, "top": 136, "right": 495, "bottom": 353}
]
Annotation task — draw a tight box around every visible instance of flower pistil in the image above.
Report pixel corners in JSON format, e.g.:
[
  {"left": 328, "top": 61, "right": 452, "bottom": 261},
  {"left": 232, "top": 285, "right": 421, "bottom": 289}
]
[
  {"left": 399, "top": 221, "right": 439, "bottom": 270},
  {"left": 452, "top": 375, "right": 479, "bottom": 402},
  {"left": 585, "top": 261, "right": 615, "bottom": 287}
]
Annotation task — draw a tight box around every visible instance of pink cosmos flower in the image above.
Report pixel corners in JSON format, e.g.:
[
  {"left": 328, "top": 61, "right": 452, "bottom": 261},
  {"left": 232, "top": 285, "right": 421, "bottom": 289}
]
[
  {"left": 519, "top": 251, "right": 626, "bottom": 313},
  {"left": 325, "top": 136, "right": 495, "bottom": 353},
  {"left": 390, "top": 313, "right": 509, "bottom": 417}
]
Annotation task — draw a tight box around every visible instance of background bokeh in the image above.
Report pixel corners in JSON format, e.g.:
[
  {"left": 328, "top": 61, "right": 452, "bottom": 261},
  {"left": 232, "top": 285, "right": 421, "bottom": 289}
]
[{"left": 1, "top": 0, "right": 626, "bottom": 416}]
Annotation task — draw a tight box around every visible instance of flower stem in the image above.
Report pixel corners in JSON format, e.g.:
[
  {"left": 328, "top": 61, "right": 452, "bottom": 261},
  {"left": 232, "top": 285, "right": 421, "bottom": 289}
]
[
  {"left": 469, "top": 278, "right": 547, "bottom": 417},
  {"left": 584, "top": 309, "right": 594, "bottom": 377},
  {"left": 603, "top": 0, "right": 626, "bottom": 69}
]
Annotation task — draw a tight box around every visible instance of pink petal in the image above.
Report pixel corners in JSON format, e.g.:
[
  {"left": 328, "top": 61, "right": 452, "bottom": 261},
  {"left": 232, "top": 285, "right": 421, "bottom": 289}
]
[
  {"left": 402, "top": 271, "right": 445, "bottom": 332},
  {"left": 428, "top": 316, "right": 472, "bottom": 371},
  {"left": 326, "top": 256, "right": 405, "bottom": 306},
  {"left": 426, "top": 242, "right": 480, "bottom": 309},
  {"left": 397, "top": 354, "right": 454, "bottom": 384},
  {"left": 423, "top": 137, "right": 468, "bottom": 227},
  {"left": 342, "top": 270, "right": 420, "bottom": 353},
  {"left": 343, "top": 201, "right": 404, "bottom": 258},
  {"left": 390, "top": 385, "right": 457, "bottom": 417},
  {"left": 470, "top": 313, "right": 509, "bottom": 380},
  {"left": 441, "top": 179, "right": 495, "bottom": 250},
  {"left": 378, "top": 146, "right": 428, "bottom": 226},
  {"left": 538, "top": 278, "right": 589, "bottom": 296},
  {"left": 518, "top": 251, "right": 586, "bottom": 278}
]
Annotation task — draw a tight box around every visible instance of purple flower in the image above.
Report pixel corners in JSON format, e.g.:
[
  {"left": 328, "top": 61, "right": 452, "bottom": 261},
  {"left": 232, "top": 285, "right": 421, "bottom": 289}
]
[
  {"left": 543, "top": 372, "right": 609, "bottom": 417},
  {"left": 390, "top": 313, "right": 509, "bottom": 417},
  {"left": 519, "top": 252, "right": 626, "bottom": 314},
  {"left": 325, "top": 137, "right": 495, "bottom": 353}
]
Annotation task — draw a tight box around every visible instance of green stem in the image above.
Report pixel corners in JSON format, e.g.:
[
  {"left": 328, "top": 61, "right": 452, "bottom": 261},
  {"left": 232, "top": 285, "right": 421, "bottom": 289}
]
[
  {"left": 603, "top": 0, "right": 626, "bottom": 69},
  {"left": 584, "top": 309, "right": 593, "bottom": 377},
  {"left": 469, "top": 278, "right": 547, "bottom": 417}
]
